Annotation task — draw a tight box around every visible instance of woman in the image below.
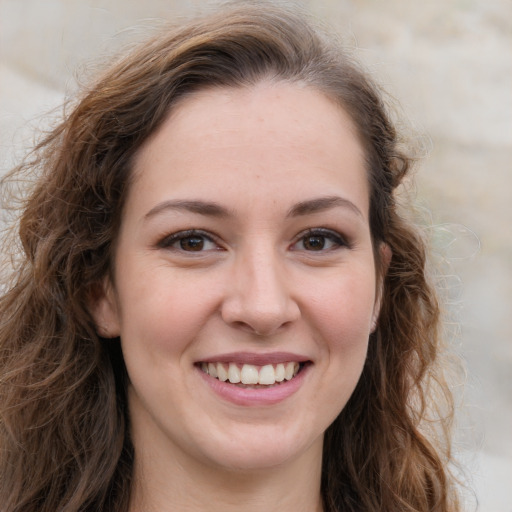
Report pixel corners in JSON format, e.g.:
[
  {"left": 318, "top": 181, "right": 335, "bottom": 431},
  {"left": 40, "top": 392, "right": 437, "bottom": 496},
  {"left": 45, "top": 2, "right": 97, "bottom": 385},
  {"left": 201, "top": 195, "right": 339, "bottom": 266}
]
[{"left": 0, "top": 3, "right": 460, "bottom": 511}]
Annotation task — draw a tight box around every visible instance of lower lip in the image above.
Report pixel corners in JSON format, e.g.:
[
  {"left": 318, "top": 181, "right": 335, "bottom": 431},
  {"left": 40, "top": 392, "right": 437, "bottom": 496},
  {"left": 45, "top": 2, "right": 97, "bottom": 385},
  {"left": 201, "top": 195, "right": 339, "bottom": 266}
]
[{"left": 197, "top": 365, "right": 309, "bottom": 406}]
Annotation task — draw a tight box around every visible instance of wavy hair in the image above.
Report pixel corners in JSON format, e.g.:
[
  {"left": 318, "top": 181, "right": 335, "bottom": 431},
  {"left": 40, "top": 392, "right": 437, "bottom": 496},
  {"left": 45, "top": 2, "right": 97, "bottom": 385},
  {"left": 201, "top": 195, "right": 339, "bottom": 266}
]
[{"left": 0, "top": 3, "right": 459, "bottom": 511}]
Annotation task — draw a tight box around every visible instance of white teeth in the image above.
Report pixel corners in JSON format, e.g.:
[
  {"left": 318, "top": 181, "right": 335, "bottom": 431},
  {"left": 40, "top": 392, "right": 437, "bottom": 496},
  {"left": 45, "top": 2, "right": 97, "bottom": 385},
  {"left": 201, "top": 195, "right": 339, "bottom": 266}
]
[
  {"left": 275, "top": 363, "right": 285, "bottom": 382},
  {"left": 228, "top": 363, "right": 241, "bottom": 383},
  {"left": 216, "top": 363, "right": 228, "bottom": 382},
  {"left": 201, "top": 361, "right": 304, "bottom": 385},
  {"left": 259, "top": 364, "right": 276, "bottom": 385},
  {"left": 208, "top": 362, "right": 218, "bottom": 378},
  {"left": 241, "top": 364, "right": 259, "bottom": 384},
  {"left": 284, "top": 362, "right": 295, "bottom": 381}
]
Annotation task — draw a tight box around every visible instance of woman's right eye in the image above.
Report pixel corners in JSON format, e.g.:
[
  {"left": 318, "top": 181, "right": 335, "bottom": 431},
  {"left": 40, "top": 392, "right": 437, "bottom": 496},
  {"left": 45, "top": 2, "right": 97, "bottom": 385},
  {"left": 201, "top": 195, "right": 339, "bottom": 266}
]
[{"left": 158, "top": 230, "right": 220, "bottom": 252}]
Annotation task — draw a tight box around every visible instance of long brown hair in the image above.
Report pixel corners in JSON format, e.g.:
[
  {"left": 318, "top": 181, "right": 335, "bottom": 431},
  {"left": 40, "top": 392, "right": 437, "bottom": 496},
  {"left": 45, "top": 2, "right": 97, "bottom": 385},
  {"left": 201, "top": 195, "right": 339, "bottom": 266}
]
[{"left": 0, "top": 3, "right": 459, "bottom": 511}]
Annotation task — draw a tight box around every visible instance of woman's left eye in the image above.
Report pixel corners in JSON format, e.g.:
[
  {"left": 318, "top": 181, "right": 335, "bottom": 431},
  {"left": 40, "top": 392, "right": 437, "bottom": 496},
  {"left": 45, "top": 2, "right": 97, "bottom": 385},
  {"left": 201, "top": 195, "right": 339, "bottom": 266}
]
[
  {"left": 158, "top": 230, "right": 220, "bottom": 252},
  {"left": 291, "top": 229, "right": 348, "bottom": 252}
]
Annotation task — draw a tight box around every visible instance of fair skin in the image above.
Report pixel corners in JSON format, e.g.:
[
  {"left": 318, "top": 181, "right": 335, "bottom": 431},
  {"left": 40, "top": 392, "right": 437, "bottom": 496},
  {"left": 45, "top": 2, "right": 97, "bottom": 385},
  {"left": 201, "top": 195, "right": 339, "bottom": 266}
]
[{"left": 93, "top": 81, "right": 386, "bottom": 512}]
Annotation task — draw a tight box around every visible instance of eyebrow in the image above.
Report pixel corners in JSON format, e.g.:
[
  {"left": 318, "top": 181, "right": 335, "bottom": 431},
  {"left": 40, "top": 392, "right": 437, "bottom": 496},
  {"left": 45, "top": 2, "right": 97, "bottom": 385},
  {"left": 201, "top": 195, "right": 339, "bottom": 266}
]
[
  {"left": 144, "top": 200, "right": 231, "bottom": 220},
  {"left": 286, "top": 196, "right": 364, "bottom": 219},
  {"left": 144, "top": 195, "right": 364, "bottom": 221}
]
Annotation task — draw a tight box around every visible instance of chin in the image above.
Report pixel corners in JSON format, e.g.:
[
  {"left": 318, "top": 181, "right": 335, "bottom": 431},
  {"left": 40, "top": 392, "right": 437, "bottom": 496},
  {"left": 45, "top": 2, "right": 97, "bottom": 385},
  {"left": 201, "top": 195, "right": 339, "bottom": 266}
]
[
  {"left": 196, "top": 426, "right": 323, "bottom": 473},
  {"left": 208, "top": 452, "right": 305, "bottom": 474}
]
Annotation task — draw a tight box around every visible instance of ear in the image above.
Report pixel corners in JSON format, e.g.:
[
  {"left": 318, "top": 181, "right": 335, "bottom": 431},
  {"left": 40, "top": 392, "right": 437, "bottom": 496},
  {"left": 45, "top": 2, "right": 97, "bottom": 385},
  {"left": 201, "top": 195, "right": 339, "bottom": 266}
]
[
  {"left": 371, "top": 243, "right": 392, "bottom": 333},
  {"left": 88, "top": 278, "right": 121, "bottom": 338}
]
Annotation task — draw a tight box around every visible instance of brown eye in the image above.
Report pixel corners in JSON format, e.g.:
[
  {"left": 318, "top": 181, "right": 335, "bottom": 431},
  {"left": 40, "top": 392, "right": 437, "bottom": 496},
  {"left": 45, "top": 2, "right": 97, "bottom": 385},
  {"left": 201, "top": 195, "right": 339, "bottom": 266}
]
[
  {"left": 158, "top": 230, "right": 219, "bottom": 252},
  {"left": 291, "top": 228, "right": 348, "bottom": 252},
  {"left": 302, "top": 235, "right": 326, "bottom": 251},
  {"left": 180, "top": 236, "right": 205, "bottom": 251}
]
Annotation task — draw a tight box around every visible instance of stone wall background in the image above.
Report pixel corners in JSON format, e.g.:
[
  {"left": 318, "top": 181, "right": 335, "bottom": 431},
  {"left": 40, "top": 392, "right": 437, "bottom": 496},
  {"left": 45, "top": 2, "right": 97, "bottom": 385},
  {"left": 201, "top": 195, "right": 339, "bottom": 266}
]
[{"left": 1, "top": 1, "right": 511, "bottom": 510}]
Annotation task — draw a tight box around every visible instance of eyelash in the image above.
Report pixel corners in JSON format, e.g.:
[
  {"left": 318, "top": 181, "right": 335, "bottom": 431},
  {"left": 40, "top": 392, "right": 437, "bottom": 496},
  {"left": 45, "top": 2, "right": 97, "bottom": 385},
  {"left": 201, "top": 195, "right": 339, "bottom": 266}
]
[
  {"left": 157, "top": 228, "right": 349, "bottom": 253},
  {"left": 291, "top": 228, "right": 350, "bottom": 252},
  {"left": 157, "top": 229, "right": 222, "bottom": 252}
]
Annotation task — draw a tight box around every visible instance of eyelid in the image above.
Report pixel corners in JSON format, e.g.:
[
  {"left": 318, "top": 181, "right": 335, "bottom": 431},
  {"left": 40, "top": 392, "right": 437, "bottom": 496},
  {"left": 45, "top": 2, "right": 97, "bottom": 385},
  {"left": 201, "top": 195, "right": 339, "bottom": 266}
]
[
  {"left": 291, "top": 227, "right": 350, "bottom": 251},
  {"left": 157, "top": 229, "right": 223, "bottom": 251},
  {"left": 156, "top": 227, "right": 349, "bottom": 252}
]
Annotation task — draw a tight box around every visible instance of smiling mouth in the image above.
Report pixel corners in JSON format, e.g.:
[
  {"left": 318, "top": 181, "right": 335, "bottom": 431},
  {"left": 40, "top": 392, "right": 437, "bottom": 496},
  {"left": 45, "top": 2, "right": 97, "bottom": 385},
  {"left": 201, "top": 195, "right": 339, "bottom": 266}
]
[{"left": 199, "top": 361, "right": 307, "bottom": 387}]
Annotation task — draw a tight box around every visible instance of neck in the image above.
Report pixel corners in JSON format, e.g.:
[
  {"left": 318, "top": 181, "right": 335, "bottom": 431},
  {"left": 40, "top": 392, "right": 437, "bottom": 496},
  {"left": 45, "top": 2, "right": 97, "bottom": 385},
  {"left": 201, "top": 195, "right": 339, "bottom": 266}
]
[{"left": 128, "top": 436, "right": 324, "bottom": 512}]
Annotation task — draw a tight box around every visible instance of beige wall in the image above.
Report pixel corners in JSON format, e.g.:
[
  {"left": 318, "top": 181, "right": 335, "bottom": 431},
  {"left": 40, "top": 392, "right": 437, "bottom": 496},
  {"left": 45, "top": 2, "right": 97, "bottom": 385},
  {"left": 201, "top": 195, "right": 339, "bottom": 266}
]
[{"left": 1, "top": 1, "right": 511, "bottom": 510}]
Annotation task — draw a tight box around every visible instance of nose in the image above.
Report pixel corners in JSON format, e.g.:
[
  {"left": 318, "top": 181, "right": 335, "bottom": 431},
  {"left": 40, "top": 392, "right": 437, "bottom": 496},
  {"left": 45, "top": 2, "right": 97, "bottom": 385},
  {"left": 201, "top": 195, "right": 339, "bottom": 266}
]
[{"left": 221, "top": 246, "right": 300, "bottom": 336}]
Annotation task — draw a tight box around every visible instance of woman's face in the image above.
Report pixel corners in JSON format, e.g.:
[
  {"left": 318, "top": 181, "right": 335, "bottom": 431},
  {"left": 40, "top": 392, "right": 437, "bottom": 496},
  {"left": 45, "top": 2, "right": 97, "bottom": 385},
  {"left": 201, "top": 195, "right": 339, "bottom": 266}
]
[{"left": 95, "top": 82, "right": 382, "bottom": 472}]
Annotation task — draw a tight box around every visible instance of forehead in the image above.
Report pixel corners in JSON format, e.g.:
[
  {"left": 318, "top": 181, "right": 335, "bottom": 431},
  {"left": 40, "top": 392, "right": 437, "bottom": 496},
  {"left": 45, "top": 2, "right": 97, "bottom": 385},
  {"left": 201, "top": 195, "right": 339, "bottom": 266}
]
[{"left": 129, "top": 81, "right": 369, "bottom": 219}]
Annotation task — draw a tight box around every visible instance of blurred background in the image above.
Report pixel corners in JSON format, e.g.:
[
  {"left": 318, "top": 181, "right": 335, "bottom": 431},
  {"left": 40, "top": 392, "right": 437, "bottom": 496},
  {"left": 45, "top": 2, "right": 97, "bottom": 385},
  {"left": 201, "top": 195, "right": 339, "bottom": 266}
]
[{"left": 1, "top": 0, "right": 510, "bottom": 510}]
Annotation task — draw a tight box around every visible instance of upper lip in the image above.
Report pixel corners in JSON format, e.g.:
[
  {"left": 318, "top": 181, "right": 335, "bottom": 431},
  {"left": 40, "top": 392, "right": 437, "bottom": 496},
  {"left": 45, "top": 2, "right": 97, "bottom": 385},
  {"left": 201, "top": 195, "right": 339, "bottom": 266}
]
[{"left": 196, "top": 351, "right": 311, "bottom": 366}]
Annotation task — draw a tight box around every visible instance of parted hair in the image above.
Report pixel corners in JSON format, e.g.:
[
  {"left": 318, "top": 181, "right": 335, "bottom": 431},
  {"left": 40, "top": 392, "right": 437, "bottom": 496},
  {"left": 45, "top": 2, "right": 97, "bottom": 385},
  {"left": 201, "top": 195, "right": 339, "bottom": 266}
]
[{"left": 0, "top": 3, "right": 458, "bottom": 511}]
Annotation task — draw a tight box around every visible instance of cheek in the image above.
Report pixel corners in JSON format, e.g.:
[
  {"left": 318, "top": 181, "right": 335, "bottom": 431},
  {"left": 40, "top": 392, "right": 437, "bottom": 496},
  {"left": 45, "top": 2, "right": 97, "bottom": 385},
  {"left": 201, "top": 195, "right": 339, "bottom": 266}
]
[
  {"left": 305, "top": 269, "right": 377, "bottom": 342},
  {"left": 116, "top": 267, "right": 221, "bottom": 356},
  {"left": 303, "top": 268, "right": 376, "bottom": 404},
  {"left": 312, "top": 275, "right": 375, "bottom": 410}
]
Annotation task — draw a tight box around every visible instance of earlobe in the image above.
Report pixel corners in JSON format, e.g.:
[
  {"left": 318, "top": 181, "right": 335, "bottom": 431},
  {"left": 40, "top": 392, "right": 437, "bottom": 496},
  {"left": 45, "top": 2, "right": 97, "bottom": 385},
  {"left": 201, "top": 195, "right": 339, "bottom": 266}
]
[
  {"left": 88, "top": 278, "right": 121, "bottom": 338},
  {"left": 371, "top": 243, "right": 392, "bottom": 332}
]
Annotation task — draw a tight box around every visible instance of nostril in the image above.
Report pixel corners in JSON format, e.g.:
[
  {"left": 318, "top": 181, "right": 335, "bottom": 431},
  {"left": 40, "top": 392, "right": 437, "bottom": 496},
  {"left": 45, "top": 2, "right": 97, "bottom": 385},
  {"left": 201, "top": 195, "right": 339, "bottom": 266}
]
[
  {"left": 221, "top": 294, "right": 300, "bottom": 336},
  {"left": 220, "top": 260, "right": 301, "bottom": 334},
  {"left": 229, "top": 319, "right": 293, "bottom": 337}
]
